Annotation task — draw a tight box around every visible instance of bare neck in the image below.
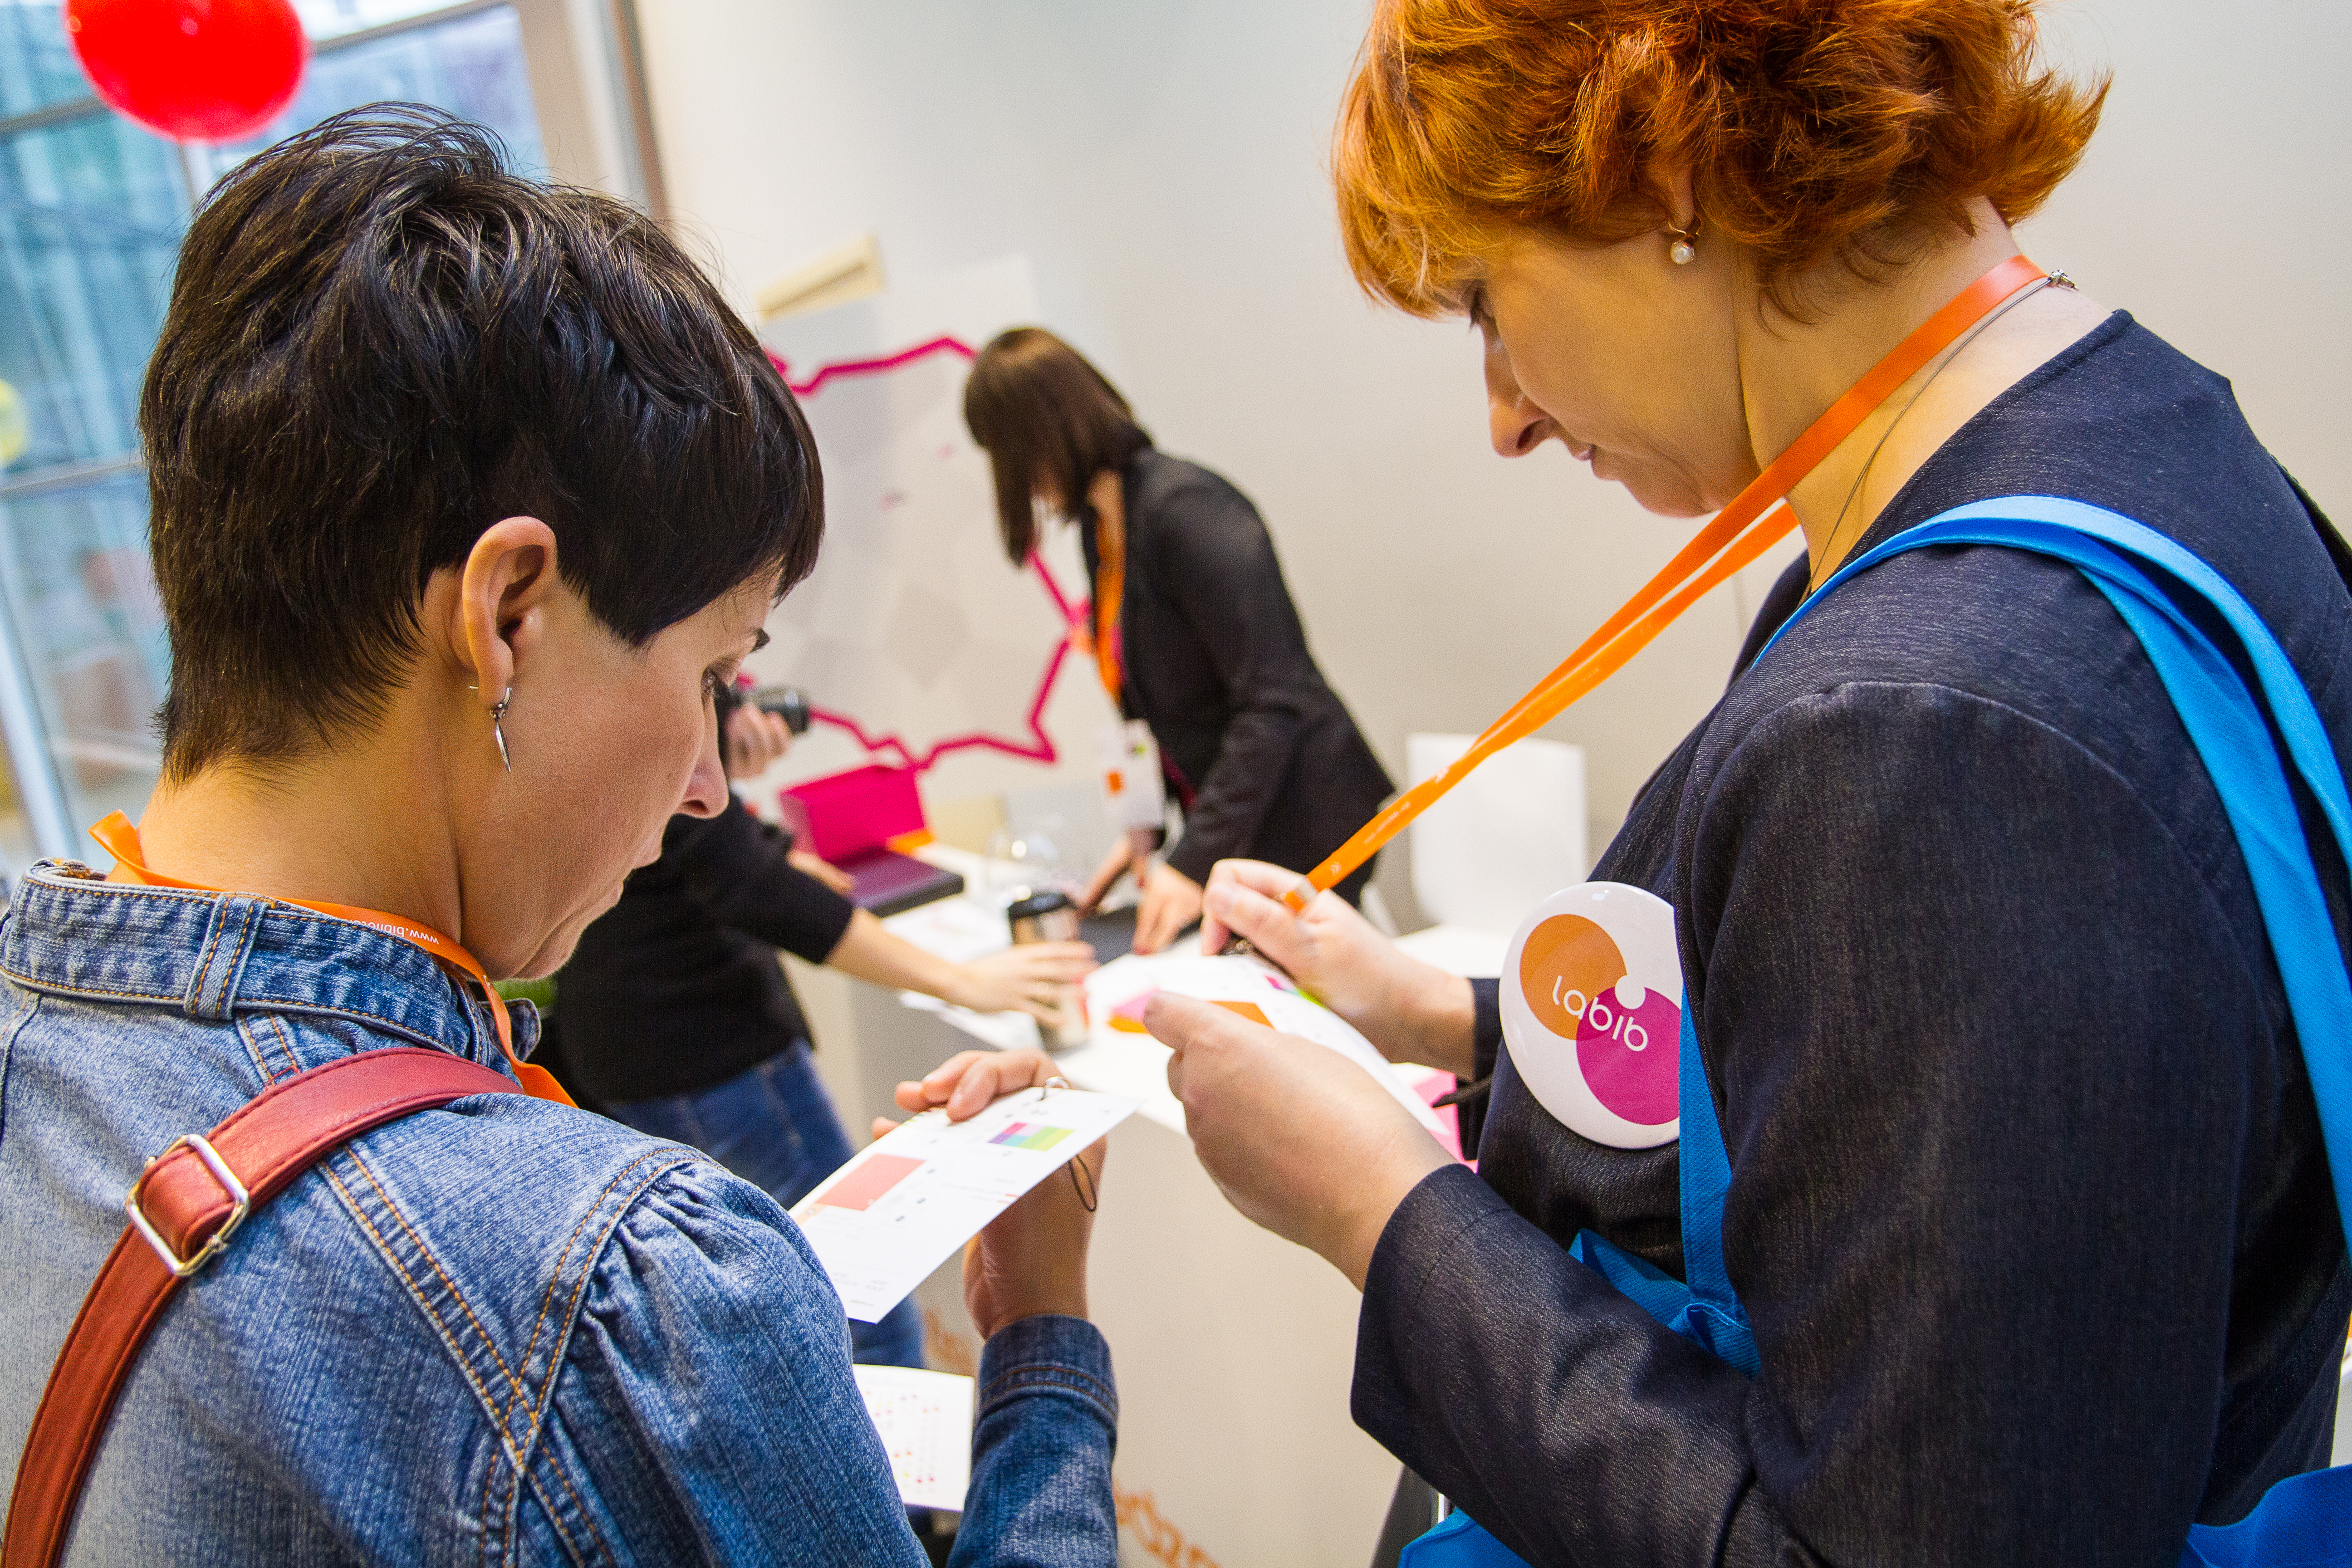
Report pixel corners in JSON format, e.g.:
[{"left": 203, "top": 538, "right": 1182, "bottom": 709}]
[
  {"left": 1735, "top": 207, "right": 2110, "bottom": 587},
  {"left": 124, "top": 702, "right": 469, "bottom": 943}
]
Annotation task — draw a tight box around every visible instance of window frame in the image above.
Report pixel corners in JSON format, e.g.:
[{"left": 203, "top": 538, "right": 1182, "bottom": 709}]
[{"left": 0, "top": 0, "right": 666, "bottom": 866}]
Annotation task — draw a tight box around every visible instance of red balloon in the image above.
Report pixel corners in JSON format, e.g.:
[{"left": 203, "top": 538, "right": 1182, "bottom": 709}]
[{"left": 65, "top": 0, "right": 307, "bottom": 144}]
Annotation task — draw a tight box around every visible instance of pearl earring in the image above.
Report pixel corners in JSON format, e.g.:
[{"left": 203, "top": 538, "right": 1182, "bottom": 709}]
[{"left": 1665, "top": 217, "right": 1701, "bottom": 266}]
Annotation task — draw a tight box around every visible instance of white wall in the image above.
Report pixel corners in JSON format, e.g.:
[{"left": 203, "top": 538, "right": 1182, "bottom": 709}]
[{"left": 633, "top": 0, "right": 2352, "bottom": 911}]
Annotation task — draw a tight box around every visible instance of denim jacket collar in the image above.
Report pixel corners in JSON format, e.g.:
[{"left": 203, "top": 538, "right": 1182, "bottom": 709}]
[{"left": 0, "top": 859, "right": 531, "bottom": 1075}]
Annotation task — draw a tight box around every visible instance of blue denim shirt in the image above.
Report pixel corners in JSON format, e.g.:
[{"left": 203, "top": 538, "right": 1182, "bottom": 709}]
[{"left": 0, "top": 861, "right": 1117, "bottom": 1565}]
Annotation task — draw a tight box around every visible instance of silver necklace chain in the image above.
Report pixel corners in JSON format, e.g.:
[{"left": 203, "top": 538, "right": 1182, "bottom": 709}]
[{"left": 1806, "top": 272, "right": 2071, "bottom": 593}]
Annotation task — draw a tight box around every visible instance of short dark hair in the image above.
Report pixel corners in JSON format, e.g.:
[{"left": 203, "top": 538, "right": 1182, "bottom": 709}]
[
  {"left": 142, "top": 104, "right": 822, "bottom": 780},
  {"left": 961, "top": 328, "right": 1150, "bottom": 564}
]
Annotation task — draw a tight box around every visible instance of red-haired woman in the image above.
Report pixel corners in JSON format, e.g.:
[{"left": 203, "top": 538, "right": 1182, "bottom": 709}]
[{"left": 1136, "top": 1, "right": 2351, "bottom": 1559}]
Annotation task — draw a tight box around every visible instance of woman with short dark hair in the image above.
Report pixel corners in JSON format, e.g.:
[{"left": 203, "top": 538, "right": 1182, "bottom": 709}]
[
  {"left": 965, "top": 327, "right": 1393, "bottom": 951},
  {"left": 0, "top": 108, "right": 1116, "bottom": 1566}
]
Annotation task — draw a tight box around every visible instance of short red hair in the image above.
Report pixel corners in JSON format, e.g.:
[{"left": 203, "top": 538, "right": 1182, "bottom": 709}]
[{"left": 1336, "top": 0, "right": 2107, "bottom": 315}]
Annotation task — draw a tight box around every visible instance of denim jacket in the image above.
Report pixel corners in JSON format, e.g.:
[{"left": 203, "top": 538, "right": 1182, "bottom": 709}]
[{"left": 0, "top": 861, "right": 1117, "bottom": 1566}]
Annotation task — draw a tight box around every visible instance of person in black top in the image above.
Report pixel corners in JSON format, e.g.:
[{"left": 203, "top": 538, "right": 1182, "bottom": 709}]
[
  {"left": 964, "top": 328, "right": 1395, "bottom": 953},
  {"left": 554, "top": 690, "right": 1094, "bottom": 1367},
  {"left": 980, "top": 3, "right": 2351, "bottom": 1562}
]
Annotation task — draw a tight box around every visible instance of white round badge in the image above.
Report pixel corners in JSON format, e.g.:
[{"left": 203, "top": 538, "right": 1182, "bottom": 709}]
[{"left": 1499, "top": 882, "right": 1683, "bottom": 1149}]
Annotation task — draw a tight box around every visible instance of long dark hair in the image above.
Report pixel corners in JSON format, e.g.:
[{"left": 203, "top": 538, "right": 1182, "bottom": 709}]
[{"left": 962, "top": 328, "right": 1151, "bottom": 564}]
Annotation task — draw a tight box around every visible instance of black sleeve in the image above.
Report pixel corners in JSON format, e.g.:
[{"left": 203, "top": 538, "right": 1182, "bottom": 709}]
[
  {"left": 667, "top": 794, "right": 858, "bottom": 965},
  {"left": 1353, "top": 683, "right": 2303, "bottom": 1564},
  {"left": 1468, "top": 977, "right": 1501, "bottom": 1078},
  {"left": 1445, "top": 977, "right": 1503, "bottom": 1161},
  {"left": 1151, "top": 481, "right": 1327, "bottom": 884}
]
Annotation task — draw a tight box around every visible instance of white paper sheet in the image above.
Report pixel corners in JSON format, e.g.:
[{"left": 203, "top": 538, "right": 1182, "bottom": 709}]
[
  {"left": 853, "top": 1365, "right": 975, "bottom": 1512},
  {"left": 1091, "top": 953, "right": 1450, "bottom": 1138},
  {"left": 791, "top": 1086, "right": 1137, "bottom": 1323},
  {"left": 881, "top": 889, "right": 1012, "bottom": 964}
]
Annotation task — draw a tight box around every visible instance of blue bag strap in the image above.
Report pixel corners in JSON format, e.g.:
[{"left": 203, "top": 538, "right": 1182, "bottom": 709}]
[
  {"left": 1765, "top": 496, "right": 2352, "bottom": 1564},
  {"left": 1761, "top": 495, "right": 2352, "bottom": 1240},
  {"left": 1671, "top": 1003, "right": 1761, "bottom": 1373},
  {"left": 1407, "top": 496, "right": 2352, "bottom": 1568},
  {"left": 1558, "top": 1008, "right": 1762, "bottom": 1376},
  {"left": 1398, "top": 1511, "right": 1535, "bottom": 1568}
]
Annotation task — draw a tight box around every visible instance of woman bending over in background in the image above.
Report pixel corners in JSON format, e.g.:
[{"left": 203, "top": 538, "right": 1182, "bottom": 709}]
[{"left": 965, "top": 328, "right": 1394, "bottom": 952}]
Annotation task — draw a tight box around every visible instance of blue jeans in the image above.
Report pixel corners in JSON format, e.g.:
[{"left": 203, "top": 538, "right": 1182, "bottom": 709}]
[{"left": 610, "top": 1041, "right": 927, "bottom": 1369}]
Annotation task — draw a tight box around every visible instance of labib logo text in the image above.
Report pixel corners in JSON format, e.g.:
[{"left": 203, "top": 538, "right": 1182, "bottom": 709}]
[{"left": 1506, "top": 887, "right": 1682, "bottom": 1147}]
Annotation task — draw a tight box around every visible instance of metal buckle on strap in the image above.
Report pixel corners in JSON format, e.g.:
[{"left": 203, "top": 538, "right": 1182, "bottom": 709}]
[{"left": 124, "top": 1133, "right": 250, "bottom": 1278}]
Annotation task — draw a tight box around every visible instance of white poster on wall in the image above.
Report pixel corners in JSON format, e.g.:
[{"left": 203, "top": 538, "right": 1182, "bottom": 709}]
[{"left": 745, "top": 255, "right": 1113, "bottom": 811}]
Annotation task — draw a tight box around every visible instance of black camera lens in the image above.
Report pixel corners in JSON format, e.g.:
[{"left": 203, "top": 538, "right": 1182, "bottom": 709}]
[{"left": 753, "top": 686, "right": 811, "bottom": 735}]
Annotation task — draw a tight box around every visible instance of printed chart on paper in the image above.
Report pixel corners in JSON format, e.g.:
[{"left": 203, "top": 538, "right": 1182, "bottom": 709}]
[
  {"left": 853, "top": 1365, "right": 976, "bottom": 1512},
  {"left": 792, "top": 1085, "right": 1137, "bottom": 1322}
]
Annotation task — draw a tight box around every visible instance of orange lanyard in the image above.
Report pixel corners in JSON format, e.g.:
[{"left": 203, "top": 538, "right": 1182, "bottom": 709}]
[
  {"left": 88, "top": 811, "right": 574, "bottom": 1105},
  {"left": 1093, "top": 513, "right": 1126, "bottom": 704},
  {"left": 1289, "top": 254, "right": 2050, "bottom": 910}
]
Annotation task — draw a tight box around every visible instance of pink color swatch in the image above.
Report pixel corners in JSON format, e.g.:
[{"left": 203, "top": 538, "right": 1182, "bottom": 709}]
[{"left": 813, "top": 1153, "right": 927, "bottom": 1212}]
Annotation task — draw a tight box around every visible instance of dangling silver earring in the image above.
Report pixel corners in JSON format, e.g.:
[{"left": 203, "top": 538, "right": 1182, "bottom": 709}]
[
  {"left": 1665, "top": 217, "right": 1701, "bottom": 266},
  {"left": 490, "top": 686, "right": 513, "bottom": 773}
]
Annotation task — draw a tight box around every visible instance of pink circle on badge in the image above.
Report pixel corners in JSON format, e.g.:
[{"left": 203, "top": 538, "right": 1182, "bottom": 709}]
[{"left": 1573, "top": 977, "right": 1680, "bottom": 1126}]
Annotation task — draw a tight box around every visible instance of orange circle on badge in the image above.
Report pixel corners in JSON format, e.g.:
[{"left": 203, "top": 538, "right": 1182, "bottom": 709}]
[{"left": 1518, "top": 913, "right": 1628, "bottom": 1040}]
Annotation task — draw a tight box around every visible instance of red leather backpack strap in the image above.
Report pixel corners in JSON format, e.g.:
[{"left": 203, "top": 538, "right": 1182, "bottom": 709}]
[{"left": 3, "top": 1048, "right": 523, "bottom": 1568}]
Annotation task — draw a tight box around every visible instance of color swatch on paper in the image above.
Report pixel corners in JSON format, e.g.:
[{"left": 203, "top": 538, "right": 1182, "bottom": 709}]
[
  {"left": 988, "top": 1122, "right": 1074, "bottom": 1152},
  {"left": 1109, "top": 987, "right": 1157, "bottom": 1032},
  {"left": 793, "top": 1086, "right": 1142, "bottom": 1323},
  {"left": 812, "top": 1153, "right": 926, "bottom": 1211},
  {"left": 1210, "top": 1000, "right": 1271, "bottom": 1027}
]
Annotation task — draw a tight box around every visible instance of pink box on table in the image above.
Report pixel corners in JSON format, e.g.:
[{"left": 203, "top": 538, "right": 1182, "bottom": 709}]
[
  {"left": 781, "top": 764, "right": 925, "bottom": 862},
  {"left": 778, "top": 765, "right": 963, "bottom": 916}
]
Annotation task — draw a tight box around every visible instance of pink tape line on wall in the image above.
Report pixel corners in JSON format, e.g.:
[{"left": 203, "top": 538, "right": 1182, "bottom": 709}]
[{"left": 766, "top": 336, "right": 1088, "bottom": 775}]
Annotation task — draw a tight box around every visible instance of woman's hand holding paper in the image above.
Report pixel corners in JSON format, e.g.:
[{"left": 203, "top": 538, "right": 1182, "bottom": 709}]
[
  {"left": 893, "top": 1047, "right": 1064, "bottom": 1122},
  {"left": 960, "top": 1129, "right": 1104, "bottom": 1339},
  {"left": 1150, "top": 993, "right": 1450, "bottom": 1289},
  {"left": 1198, "top": 859, "right": 1478, "bottom": 1077},
  {"left": 885, "top": 1049, "right": 1107, "bottom": 1338}
]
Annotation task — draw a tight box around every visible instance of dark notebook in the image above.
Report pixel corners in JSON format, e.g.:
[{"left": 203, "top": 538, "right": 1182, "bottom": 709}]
[{"left": 842, "top": 848, "right": 965, "bottom": 918}]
